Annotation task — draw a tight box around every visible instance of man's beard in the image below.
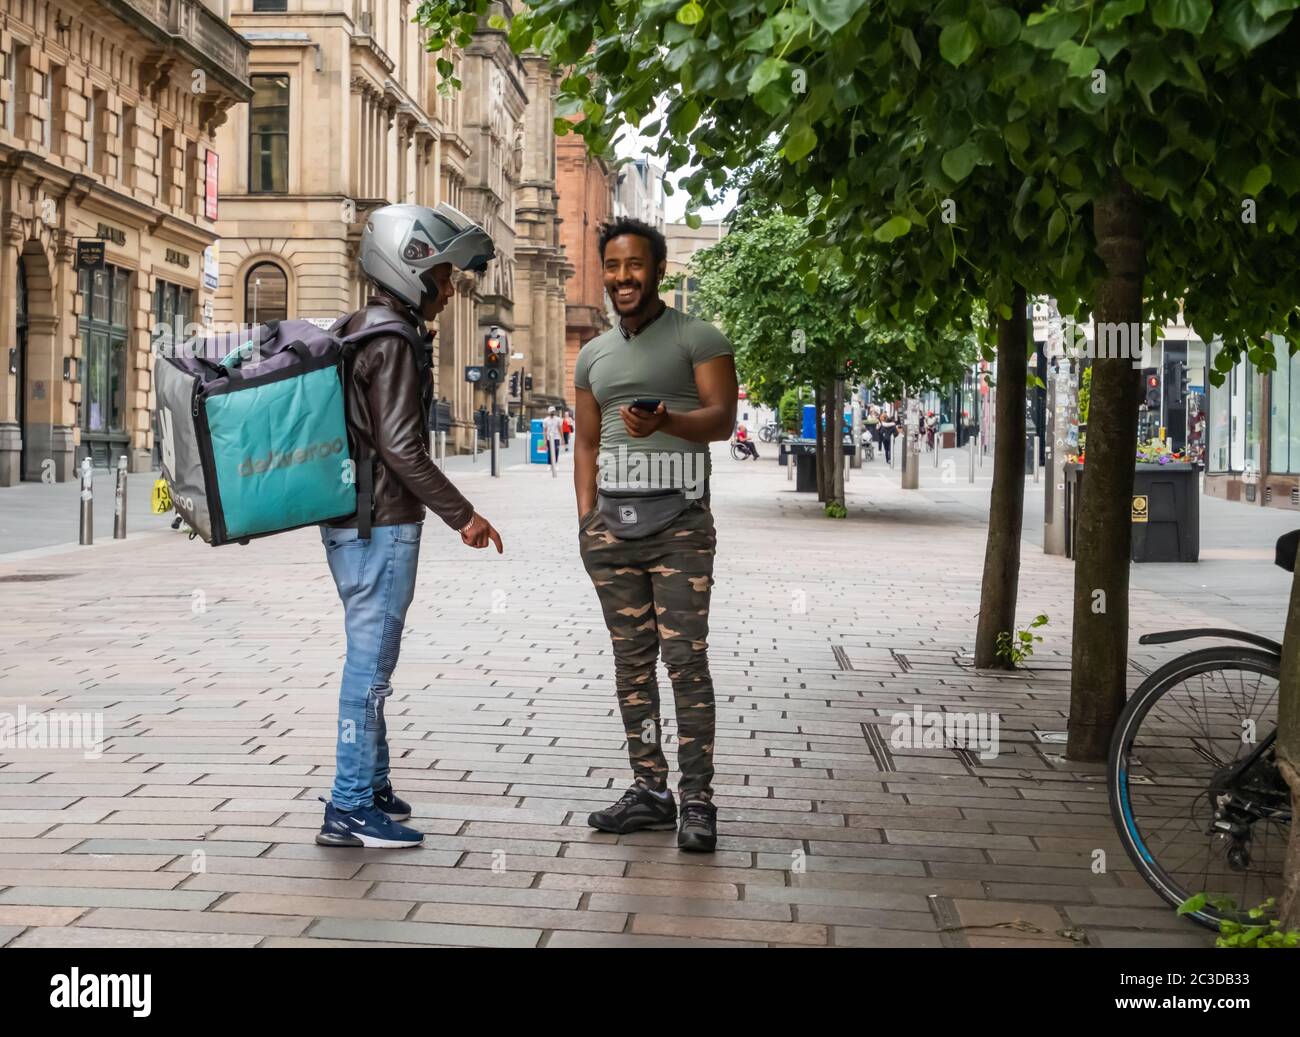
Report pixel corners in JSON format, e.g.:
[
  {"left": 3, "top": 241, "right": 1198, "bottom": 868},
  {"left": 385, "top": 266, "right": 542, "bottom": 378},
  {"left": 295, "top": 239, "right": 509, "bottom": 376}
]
[{"left": 612, "top": 281, "right": 658, "bottom": 315}]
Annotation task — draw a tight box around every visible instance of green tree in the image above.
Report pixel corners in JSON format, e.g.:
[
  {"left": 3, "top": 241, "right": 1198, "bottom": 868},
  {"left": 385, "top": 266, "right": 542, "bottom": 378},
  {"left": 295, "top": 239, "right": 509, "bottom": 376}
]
[{"left": 418, "top": 0, "right": 1300, "bottom": 924}]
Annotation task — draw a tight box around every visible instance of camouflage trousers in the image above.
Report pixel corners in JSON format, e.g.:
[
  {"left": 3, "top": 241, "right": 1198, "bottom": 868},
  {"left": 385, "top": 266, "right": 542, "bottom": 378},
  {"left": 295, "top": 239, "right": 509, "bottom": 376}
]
[{"left": 578, "top": 498, "right": 717, "bottom": 801}]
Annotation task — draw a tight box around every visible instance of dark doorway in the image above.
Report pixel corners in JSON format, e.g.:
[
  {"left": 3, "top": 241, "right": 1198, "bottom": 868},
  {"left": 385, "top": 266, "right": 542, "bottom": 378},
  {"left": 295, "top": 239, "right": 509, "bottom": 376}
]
[{"left": 15, "top": 258, "right": 28, "bottom": 480}]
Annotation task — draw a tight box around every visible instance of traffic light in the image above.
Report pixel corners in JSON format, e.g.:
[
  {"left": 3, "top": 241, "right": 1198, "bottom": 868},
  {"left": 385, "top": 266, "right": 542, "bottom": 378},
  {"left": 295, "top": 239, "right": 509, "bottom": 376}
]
[
  {"left": 1144, "top": 371, "right": 1161, "bottom": 409},
  {"left": 1178, "top": 361, "right": 1190, "bottom": 396},
  {"left": 483, "top": 328, "right": 504, "bottom": 383},
  {"left": 524, "top": 374, "right": 533, "bottom": 393},
  {"left": 509, "top": 371, "right": 520, "bottom": 397}
]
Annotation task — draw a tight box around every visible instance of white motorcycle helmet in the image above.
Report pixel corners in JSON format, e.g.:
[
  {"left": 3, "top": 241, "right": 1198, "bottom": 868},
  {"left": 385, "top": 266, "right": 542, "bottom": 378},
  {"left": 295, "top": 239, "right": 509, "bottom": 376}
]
[{"left": 359, "top": 203, "right": 495, "bottom": 311}]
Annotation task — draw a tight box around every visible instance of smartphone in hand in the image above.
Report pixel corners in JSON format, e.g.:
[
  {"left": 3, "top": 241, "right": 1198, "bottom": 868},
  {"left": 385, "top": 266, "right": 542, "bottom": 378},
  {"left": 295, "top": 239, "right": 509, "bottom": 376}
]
[{"left": 630, "top": 398, "right": 662, "bottom": 413}]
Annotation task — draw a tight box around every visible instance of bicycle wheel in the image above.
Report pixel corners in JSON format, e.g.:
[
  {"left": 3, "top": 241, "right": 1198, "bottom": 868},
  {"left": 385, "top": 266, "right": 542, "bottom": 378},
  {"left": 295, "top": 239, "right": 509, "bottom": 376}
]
[
  {"left": 759, "top": 426, "right": 775, "bottom": 443},
  {"left": 1108, "top": 646, "right": 1289, "bottom": 929}
]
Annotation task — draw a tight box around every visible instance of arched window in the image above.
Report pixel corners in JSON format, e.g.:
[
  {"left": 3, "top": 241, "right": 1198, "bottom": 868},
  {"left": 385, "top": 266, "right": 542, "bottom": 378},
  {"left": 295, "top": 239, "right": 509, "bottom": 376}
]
[{"left": 244, "top": 262, "right": 288, "bottom": 324}]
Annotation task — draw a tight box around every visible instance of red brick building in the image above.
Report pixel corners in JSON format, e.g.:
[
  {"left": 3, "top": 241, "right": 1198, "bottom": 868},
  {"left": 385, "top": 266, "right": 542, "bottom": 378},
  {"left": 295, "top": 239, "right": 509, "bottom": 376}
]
[{"left": 556, "top": 128, "right": 615, "bottom": 405}]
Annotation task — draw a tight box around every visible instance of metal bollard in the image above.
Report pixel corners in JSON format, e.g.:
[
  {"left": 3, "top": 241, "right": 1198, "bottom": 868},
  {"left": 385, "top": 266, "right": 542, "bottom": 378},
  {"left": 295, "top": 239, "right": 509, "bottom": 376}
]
[
  {"left": 1033, "top": 434, "right": 1040, "bottom": 483},
  {"left": 438, "top": 431, "right": 446, "bottom": 469},
  {"left": 844, "top": 446, "right": 850, "bottom": 484},
  {"left": 113, "top": 455, "right": 128, "bottom": 539},
  {"left": 79, "top": 457, "right": 94, "bottom": 545},
  {"left": 786, "top": 446, "right": 793, "bottom": 480},
  {"left": 969, "top": 436, "right": 975, "bottom": 483},
  {"left": 472, "top": 427, "right": 478, "bottom": 463}
]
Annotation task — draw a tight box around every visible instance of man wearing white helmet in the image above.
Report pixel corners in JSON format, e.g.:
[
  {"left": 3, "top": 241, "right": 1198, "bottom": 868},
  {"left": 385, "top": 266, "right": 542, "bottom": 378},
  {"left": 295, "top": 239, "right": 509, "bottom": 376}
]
[{"left": 317, "top": 203, "right": 503, "bottom": 849}]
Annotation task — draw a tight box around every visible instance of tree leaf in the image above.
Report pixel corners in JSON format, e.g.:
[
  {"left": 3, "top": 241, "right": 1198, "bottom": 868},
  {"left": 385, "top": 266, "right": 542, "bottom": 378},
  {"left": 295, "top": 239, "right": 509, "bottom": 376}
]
[
  {"left": 941, "top": 142, "right": 981, "bottom": 182},
  {"left": 685, "top": 212, "right": 702, "bottom": 229},
  {"left": 1048, "top": 208, "right": 1068, "bottom": 244},
  {"left": 981, "top": 8, "right": 1022, "bottom": 46},
  {"left": 1053, "top": 40, "right": 1101, "bottom": 76},
  {"left": 1221, "top": 0, "right": 1296, "bottom": 49},
  {"left": 939, "top": 22, "right": 979, "bottom": 66},
  {"left": 1252, "top": 0, "right": 1300, "bottom": 18},
  {"left": 873, "top": 215, "right": 912, "bottom": 242},
  {"left": 1100, "top": 0, "right": 1146, "bottom": 29},
  {"left": 807, "top": 0, "right": 867, "bottom": 34},
  {"left": 1151, "top": 0, "right": 1213, "bottom": 32},
  {"left": 784, "top": 121, "right": 818, "bottom": 162},
  {"left": 900, "top": 27, "right": 922, "bottom": 68},
  {"left": 748, "top": 57, "right": 788, "bottom": 95},
  {"left": 1244, "top": 163, "right": 1272, "bottom": 194},
  {"left": 676, "top": 1, "right": 705, "bottom": 26}
]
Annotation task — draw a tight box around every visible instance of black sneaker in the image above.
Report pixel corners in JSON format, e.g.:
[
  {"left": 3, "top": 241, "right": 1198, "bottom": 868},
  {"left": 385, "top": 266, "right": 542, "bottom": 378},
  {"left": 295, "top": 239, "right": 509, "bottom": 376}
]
[
  {"left": 588, "top": 783, "right": 677, "bottom": 834},
  {"left": 373, "top": 783, "right": 411, "bottom": 821},
  {"left": 678, "top": 797, "right": 717, "bottom": 853},
  {"left": 315, "top": 800, "right": 423, "bottom": 848}
]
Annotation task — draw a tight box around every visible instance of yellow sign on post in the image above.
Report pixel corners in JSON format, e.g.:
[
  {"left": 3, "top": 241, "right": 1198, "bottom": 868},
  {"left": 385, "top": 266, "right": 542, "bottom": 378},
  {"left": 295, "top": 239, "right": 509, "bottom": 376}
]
[
  {"left": 151, "top": 478, "right": 172, "bottom": 515},
  {"left": 1132, "top": 494, "right": 1149, "bottom": 523}
]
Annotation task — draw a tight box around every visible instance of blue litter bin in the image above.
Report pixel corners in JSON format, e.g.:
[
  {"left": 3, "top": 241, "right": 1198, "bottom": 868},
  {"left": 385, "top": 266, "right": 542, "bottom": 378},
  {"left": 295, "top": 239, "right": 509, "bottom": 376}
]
[
  {"left": 530, "top": 419, "right": 551, "bottom": 464},
  {"left": 802, "top": 404, "right": 816, "bottom": 439}
]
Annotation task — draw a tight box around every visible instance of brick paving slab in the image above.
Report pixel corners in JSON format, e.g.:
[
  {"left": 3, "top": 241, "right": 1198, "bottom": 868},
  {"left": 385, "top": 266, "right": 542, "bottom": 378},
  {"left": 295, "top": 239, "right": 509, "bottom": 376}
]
[{"left": 0, "top": 444, "right": 1234, "bottom": 947}]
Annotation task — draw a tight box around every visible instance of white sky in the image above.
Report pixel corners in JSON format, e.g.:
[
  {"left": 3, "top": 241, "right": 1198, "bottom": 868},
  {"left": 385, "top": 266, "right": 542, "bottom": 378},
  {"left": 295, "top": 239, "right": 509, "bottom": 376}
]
[{"left": 612, "top": 101, "right": 736, "bottom": 224}]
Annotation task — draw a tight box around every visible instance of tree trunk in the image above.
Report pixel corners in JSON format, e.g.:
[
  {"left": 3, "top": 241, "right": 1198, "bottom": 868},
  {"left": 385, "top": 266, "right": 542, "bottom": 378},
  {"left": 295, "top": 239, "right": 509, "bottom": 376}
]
[
  {"left": 831, "top": 377, "right": 845, "bottom": 507},
  {"left": 1276, "top": 545, "right": 1300, "bottom": 928},
  {"left": 1066, "top": 178, "right": 1144, "bottom": 762},
  {"left": 814, "top": 381, "right": 826, "bottom": 500},
  {"left": 974, "top": 288, "right": 1028, "bottom": 669}
]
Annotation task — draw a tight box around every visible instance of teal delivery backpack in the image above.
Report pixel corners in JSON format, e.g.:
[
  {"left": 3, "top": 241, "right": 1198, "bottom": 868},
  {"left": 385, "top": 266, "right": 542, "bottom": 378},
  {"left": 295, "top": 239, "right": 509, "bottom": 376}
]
[{"left": 154, "top": 316, "right": 417, "bottom": 546}]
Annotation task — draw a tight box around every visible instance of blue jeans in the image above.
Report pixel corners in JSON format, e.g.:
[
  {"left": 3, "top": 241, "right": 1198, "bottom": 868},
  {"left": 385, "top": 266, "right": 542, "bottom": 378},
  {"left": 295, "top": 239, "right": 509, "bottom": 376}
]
[{"left": 320, "top": 522, "right": 423, "bottom": 811}]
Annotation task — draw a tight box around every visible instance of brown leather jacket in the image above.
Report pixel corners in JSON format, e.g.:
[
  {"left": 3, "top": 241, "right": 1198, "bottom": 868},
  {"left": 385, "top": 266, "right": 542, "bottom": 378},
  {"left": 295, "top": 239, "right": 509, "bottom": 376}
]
[{"left": 327, "top": 288, "right": 475, "bottom": 532}]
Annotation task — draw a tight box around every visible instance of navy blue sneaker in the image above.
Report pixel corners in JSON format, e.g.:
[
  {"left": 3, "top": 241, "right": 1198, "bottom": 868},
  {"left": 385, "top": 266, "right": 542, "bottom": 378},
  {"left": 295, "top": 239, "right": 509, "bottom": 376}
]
[
  {"left": 373, "top": 783, "right": 411, "bottom": 821},
  {"left": 315, "top": 800, "right": 423, "bottom": 848}
]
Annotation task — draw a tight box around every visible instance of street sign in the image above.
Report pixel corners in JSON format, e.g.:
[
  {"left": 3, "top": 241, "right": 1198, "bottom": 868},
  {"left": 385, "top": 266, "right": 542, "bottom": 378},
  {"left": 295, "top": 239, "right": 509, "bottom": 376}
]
[
  {"left": 77, "top": 240, "right": 106, "bottom": 270},
  {"left": 465, "top": 365, "right": 484, "bottom": 383}
]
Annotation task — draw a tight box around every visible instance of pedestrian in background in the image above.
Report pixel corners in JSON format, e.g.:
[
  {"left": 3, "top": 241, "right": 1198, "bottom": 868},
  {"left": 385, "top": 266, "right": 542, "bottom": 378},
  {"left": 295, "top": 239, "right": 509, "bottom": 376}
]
[
  {"left": 543, "top": 406, "right": 563, "bottom": 464},
  {"left": 879, "top": 408, "right": 897, "bottom": 465},
  {"left": 562, "top": 409, "right": 573, "bottom": 452}
]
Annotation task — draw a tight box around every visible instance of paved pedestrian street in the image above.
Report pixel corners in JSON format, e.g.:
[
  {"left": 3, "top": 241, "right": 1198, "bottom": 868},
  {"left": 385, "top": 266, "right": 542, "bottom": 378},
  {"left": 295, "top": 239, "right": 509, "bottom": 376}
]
[{"left": 0, "top": 446, "right": 1250, "bottom": 949}]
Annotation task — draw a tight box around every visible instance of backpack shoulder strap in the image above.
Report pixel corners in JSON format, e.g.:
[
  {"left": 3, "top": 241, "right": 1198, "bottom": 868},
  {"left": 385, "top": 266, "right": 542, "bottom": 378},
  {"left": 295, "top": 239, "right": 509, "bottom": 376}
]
[{"left": 336, "top": 311, "right": 432, "bottom": 540}]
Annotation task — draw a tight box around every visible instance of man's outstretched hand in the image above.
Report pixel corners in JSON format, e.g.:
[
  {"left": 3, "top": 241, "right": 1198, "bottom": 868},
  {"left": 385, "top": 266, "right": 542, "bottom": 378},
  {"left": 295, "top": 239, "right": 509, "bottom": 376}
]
[{"left": 460, "top": 513, "right": 503, "bottom": 553}]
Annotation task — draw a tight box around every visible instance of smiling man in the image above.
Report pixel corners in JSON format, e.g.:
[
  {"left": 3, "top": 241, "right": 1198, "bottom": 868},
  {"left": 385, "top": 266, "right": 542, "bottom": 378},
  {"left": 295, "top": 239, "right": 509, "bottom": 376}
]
[{"left": 573, "top": 216, "right": 737, "bottom": 852}]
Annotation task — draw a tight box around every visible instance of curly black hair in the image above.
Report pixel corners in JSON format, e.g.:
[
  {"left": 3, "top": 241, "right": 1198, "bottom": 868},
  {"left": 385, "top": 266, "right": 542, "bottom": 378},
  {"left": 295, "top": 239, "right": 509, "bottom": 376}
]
[{"left": 597, "top": 216, "right": 667, "bottom": 268}]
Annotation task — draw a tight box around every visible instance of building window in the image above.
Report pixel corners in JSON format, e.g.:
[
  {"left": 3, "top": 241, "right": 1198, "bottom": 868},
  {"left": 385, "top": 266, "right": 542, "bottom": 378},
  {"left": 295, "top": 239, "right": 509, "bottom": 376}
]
[
  {"left": 1269, "top": 339, "right": 1300, "bottom": 476},
  {"left": 44, "top": 63, "right": 60, "bottom": 150},
  {"left": 252, "top": 0, "right": 288, "bottom": 9},
  {"left": 78, "top": 264, "right": 131, "bottom": 438},
  {"left": 244, "top": 262, "right": 288, "bottom": 324},
  {"left": 249, "top": 74, "right": 289, "bottom": 193},
  {"left": 160, "top": 125, "right": 176, "bottom": 203},
  {"left": 9, "top": 45, "right": 29, "bottom": 138},
  {"left": 2, "top": 48, "right": 12, "bottom": 135},
  {"left": 120, "top": 103, "right": 135, "bottom": 186},
  {"left": 1208, "top": 344, "right": 1262, "bottom": 475},
  {"left": 153, "top": 280, "right": 194, "bottom": 352}
]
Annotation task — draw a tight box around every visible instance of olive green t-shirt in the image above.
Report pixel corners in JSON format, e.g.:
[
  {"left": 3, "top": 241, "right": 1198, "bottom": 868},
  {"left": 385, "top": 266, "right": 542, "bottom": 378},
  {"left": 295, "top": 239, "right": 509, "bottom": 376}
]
[{"left": 574, "top": 305, "right": 733, "bottom": 496}]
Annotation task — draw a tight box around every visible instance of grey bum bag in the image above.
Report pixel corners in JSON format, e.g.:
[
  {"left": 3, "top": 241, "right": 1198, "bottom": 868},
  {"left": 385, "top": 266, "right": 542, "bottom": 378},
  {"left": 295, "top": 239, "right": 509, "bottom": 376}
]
[{"left": 596, "top": 485, "right": 703, "bottom": 540}]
